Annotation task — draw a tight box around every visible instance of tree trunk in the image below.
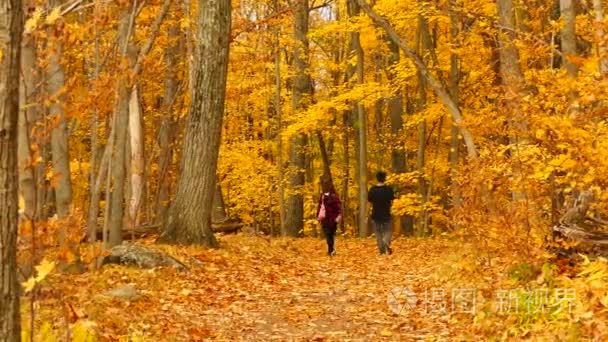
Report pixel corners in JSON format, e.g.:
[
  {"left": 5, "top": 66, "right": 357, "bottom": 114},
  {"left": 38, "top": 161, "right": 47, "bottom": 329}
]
[
  {"left": 212, "top": 180, "right": 227, "bottom": 223},
  {"left": 47, "top": 0, "right": 72, "bottom": 218},
  {"left": 88, "top": 146, "right": 108, "bottom": 242},
  {"left": 107, "top": 8, "right": 134, "bottom": 247},
  {"left": 87, "top": 5, "right": 102, "bottom": 241},
  {"left": 161, "top": 0, "right": 231, "bottom": 246},
  {"left": 341, "top": 110, "right": 350, "bottom": 232},
  {"left": 0, "top": 0, "right": 23, "bottom": 340},
  {"left": 593, "top": 0, "right": 608, "bottom": 75},
  {"left": 385, "top": 35, "right": 412, "bottom": 235},
  {"left": 560, "top": 0, "right": 578, "bottom": 77},
  {"left": 347, "top": 0, "right": 369, "bottom": 238},
  {"left": 285, "top": 0, "right": 311, "bottom": 237},
  {"left": 416, "top": 13, "right": 434, "bottom": 236},
  {"left": 497, "top": 0, "right": 529, "bottom": 201},
  {"left": 273, "top": 19, "right": 286, "bottom": 236},
  {"left": 387, "top": 39, "right": 405, "bottom": 174},
  {"left": 448, "top": 0, "right": 461, "bottom": 210},
  {"left": 156, "top": 23, "right": 179, "bottom": 224},
  {"left": 128, "top": 85, "right": 144, "bottom": 229},
  {"left": 18, "top": 29, "right": 37, "bottom": 219}
]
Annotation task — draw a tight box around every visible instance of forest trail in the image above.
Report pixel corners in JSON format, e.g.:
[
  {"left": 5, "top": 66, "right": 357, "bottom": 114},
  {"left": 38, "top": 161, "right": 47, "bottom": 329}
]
[{"left": 39, "top": 235, "right": 511, "bottom": 341}]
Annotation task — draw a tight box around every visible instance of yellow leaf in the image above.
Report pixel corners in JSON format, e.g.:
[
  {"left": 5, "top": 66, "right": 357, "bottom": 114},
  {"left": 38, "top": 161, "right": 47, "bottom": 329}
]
[
  {"left": 25, "top": 8, "right": 42, "bottom": 32},
  {"left": 46, "top": 7, "right": 61, "bottom": 25},
  {"left": 34, "top": 259, "right": 55, "bottom": 283},
  {"left": 380, "top": 330, "right": 393, "bottom": 337},
  {"left": 22, "top": 277, "right": 37, "bottom": 293}
]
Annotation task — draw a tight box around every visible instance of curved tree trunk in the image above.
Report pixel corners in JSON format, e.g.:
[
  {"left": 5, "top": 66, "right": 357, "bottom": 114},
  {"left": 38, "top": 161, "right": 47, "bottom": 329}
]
[
  {"left": 161, "top": 0, "right": 231, "bottom": 246},
  {"left": 0, "top": 0, "right": 23, "bottom": 340}
]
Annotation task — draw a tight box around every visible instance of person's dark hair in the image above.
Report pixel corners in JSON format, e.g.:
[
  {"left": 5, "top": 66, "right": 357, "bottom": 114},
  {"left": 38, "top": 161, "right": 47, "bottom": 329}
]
[
  {"left": 376, "top": 171, "right": 387, "bottom": 183},
  {"left": 320, "top": 175, "right": 335, "bottom": 194}
]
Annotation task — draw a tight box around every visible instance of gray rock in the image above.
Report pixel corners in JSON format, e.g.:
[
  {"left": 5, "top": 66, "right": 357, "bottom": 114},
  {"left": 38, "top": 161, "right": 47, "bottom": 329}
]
[{"left": 104, "top": 285, "right": 140, "bottom": 300}]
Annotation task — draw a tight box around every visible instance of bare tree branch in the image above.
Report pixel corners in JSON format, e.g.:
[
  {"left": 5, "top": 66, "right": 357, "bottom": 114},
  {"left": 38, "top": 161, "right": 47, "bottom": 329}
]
[
  {"left": 132, "top": 0, "right": 173, "bottom": 76},
  {"left": 356, "top": 0, "right": 478, "bottom": 158}
]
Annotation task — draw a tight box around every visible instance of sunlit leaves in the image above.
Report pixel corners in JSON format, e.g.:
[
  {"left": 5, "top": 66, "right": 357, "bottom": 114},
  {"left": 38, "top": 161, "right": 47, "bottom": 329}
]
[{"left": 23, "top": 259, "right": 56, "bottom": 293}]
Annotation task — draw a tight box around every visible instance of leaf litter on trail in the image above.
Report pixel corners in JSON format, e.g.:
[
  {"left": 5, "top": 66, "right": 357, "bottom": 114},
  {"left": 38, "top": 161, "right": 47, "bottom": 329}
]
[{"left": 31, "top": 235, "right": 523, "bottom": 340}]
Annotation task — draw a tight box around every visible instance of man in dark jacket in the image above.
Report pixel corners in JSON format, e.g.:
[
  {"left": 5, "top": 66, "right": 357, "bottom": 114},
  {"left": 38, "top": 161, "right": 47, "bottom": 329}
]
[{"left": 368, "top": 171, "right": 394, "bottom": 254}]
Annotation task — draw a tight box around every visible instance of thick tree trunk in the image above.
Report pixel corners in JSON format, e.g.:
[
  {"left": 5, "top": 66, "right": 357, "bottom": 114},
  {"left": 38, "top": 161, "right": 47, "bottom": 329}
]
[
  {"left": 47, "top": 0, "right": 72, "bottom": 218},
  {"left": 0, "top": 0, "right": 23, "bottom": 340},
  {"left": 18, "top": 30, "right": 37, "bottom": 219},
  {"left": 161, "top": 0, "right": 231, "bottom": 246},
  {"left": 560, "top": 0, "right": 578, "bottom": 77},
  {"left": 284, "top": 0, "right": 311, "bottom": 237}
]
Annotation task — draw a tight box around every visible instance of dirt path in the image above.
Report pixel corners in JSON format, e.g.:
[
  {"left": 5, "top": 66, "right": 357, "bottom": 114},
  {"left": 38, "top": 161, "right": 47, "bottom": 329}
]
[
  {"left": 42, "top": 236, "right": 487, "bottom": 340},
  {"left": 171, "top": 236, "right": 460, "bottom": 340}
]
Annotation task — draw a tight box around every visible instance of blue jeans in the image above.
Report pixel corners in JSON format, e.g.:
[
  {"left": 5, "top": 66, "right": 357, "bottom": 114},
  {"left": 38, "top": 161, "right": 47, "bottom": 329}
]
[{"left": 373, "top": 220, "right": 392, "bottom": 254}]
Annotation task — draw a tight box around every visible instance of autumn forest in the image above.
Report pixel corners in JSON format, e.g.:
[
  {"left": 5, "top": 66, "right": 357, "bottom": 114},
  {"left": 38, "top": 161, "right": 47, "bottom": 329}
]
[{"left": 2, "top": 0, "right": 608, "bottom": 340}]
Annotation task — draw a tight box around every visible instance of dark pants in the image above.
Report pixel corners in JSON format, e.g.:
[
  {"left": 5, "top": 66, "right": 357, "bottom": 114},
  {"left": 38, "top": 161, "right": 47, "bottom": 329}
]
[
  {"left": 322, "top": 221, "right": 337, "bottom": 254},
  {"left": 373, "top": 219, "right": 392, "bottom": 254}
]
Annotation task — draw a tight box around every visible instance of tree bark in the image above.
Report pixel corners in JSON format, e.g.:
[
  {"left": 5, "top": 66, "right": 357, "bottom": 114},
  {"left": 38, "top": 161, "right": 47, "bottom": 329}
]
[
  {"left": 156, "top": 23, "right": 179, "bottom": 224},
  {"left": 107, "top": 7, "right": 134, "bottom": 247},
  {"left": 497, "top": 0, "right": 529, "bottom": 201},
  {"left": 284, "top": 0, "right": 311, "bottom": 237},
  {"left": 128, "top": 85, "right": 144, "bottom": 229},
  {"left": 347, "top": 0, "right": 369, "bottom": 237},
  {"left": 356, "top": 0, "right": 478, "bottom": 159},
  {"left": 416, "top": 14, "right": 432, "bottom": 236},
  {"left": 161, "top": 0, "right": 231, "bottom": 246},
  {"left": 18, "top": 27, "right": 37, "bottom": 219},
  {"left": 0, "top": 0, "right": 23, "bottom": 340},
  {"left": 87, "top": 2, "right": 102, "bottom": 241},
  {"left": 593, "top": 0, "right": 608, "bottom": 75},
  {"left": 273, "top": 19, "right": 286, "bottom": 236},
  {"left": 560, "top": 0, "right": 578, "bottom": 77},
  {"left": 47, "top": 0, "right": 72, "bottom": 218},
  {"left": 448, "top": 0, "right": 461, "bottom": 210},
  {"left": 387, "top": 39, "right": 405, "bottom": 174}
]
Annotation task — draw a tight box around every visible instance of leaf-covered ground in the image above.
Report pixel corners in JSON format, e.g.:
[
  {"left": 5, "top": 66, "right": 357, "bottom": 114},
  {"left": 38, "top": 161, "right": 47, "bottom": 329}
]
[{"left": 33, "top": 235, "right": 572, "bottom": 341}]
